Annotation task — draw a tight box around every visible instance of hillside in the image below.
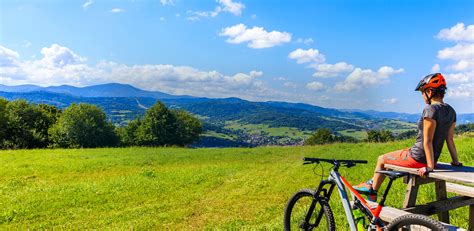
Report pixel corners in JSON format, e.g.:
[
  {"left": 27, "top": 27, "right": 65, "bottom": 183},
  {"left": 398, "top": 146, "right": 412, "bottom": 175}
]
[
  {"left": 0, "top": 137, "right": 472, "bottom": 229},
  {"left": 1, "top": 83, "right": 472, "bottom": 147},
  {"left": 0, "top": 90, "right": 419, "bottom": 147}
]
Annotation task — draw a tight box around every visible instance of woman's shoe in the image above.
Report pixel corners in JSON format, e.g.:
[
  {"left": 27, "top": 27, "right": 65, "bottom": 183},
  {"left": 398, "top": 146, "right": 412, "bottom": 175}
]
[{"left": 353, "top": 179, "right": 374, "bottom": 194}]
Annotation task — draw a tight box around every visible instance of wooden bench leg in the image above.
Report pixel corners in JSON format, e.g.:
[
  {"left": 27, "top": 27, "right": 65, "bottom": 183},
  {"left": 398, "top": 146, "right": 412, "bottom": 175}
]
[
  {"left": 469, "top": 204, "right": 473, "bottom": 231},
  {"left": 435, "top": 181, "right": 450, "bottom": 223},
  {"left": 403, "top": 176, "right": 419, "bottom": 208}
]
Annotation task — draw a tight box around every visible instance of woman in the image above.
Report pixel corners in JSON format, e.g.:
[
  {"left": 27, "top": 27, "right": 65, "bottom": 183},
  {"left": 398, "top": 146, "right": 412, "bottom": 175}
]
[{"left": 353, "top": 73, "right": 463, "bottom": 202}]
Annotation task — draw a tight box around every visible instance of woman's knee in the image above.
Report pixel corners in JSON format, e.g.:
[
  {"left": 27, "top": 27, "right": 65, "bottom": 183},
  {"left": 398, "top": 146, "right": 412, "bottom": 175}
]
[{"left": 377, "top": 155, "right": 385, "bottom": 164}]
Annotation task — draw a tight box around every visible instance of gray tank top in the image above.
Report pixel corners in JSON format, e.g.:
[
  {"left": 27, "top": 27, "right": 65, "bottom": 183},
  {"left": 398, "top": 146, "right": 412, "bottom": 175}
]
[{"left": 409, "top": 103, "right": 456, "bottom": 164}]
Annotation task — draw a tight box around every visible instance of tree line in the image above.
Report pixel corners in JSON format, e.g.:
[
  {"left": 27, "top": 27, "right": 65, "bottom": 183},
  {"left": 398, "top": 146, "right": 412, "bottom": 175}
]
[
  {"left": 0, "top": 98, "right": 202, "bottom": 149},
  {"left": 304, "top": 124, "right": 473, "bottom": 146}
]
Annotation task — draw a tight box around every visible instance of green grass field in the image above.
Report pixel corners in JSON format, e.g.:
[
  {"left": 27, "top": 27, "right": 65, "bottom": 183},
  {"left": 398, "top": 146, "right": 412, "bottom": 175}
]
[{"left": 1, "top": 137, "right": 472, "bottom": 229}]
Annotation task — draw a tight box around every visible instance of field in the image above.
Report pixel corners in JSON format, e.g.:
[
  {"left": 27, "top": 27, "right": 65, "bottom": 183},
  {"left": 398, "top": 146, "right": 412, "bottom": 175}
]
[{"left": 1, "top": 137, "right": 472, "bottom": 229}]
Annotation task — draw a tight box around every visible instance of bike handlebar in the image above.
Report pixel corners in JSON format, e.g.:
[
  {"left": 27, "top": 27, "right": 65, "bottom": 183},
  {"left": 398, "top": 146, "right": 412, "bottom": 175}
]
[{"left": 303, "top": 157, "right": 368, "bottom": 166}]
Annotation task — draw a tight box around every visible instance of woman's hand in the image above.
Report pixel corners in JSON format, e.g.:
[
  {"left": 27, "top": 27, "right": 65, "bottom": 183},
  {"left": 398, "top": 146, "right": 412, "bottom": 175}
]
[
  {"left": 451, "top": 161, "right": 463, "bottom": 167},
  {"left": 417, "top": 166, "right": 433, "bottom": 176}
]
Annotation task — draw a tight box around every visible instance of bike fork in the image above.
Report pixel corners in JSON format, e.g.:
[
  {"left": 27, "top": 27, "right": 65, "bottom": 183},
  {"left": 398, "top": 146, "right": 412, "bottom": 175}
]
[{"left": 308, "top": 180, "right": 335, "bottom": 227}]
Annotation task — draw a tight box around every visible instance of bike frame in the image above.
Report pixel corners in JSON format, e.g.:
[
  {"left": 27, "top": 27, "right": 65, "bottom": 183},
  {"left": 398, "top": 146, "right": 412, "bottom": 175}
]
[{"left": 312, "top": 167, "right": 392, "bottom": 231}]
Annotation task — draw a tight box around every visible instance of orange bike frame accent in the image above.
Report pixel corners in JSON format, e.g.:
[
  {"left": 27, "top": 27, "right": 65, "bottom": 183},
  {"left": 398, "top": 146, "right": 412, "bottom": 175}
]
[{"left": 339, "top": 175, "right": 383, "bottom": 219}]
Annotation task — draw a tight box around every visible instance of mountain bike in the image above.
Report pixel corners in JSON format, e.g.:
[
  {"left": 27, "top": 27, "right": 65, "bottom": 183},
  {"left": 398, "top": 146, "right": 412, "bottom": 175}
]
[{"left": 284, "top": 157, "right": 447, "bottom": 230}]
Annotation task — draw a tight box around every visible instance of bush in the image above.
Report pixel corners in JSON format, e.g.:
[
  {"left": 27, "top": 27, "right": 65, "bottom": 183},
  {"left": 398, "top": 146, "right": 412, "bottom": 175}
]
[
  {"left": 456, "top": 123, "right": 473, "bottom": 135},
  {"left": 304, "top": 128, "right": 335, "bottom": 145},
  {"left": 396, "top": 130, "right": 417, "bottom": 140},
  {"left": 366, "top": 129, "right": 394, "bottom": 143},
  {"left": 122, "top": 101, "right": 203, "bottom": 147},
  {"left": 2, "top": 100, "right": 54, "bottom": 149},
  {"left": 49, "top": 103, "right": 118, "bottom": 148}
]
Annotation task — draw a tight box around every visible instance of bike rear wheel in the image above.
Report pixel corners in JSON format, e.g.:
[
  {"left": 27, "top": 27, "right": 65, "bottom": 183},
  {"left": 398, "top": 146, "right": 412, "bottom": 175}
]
[
  {"left": 386, "top": 214, "right": 448, "bottom": 231},
  {"left": 284, "top": 189, "right": 335, "bottom": 231}
]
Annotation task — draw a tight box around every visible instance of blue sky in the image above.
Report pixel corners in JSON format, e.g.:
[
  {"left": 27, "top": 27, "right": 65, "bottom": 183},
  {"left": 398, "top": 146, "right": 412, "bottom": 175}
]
[{"left": 1, "top": 0, "right": 473, "bottom": 113}]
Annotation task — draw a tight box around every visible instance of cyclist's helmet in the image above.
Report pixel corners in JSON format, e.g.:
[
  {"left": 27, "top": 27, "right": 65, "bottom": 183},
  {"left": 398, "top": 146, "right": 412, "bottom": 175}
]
[{"left": 414, "top": 73, "right": 447, "bottom": 91}]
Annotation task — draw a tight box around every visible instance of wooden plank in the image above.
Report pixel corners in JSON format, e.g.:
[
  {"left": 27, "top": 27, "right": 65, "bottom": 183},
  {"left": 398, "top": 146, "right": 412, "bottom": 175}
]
[
  {"left": 446, "top": 182, "right": 474, "bottom": 197},
  {"left": 403, "top": 176, "right": 419, "bottom": 208},
  {"left": 385, "top": 162, "right": 474, "bottom": 186},
  {"left": 469, "top": 205, "right": 473, "bottom": 231},
  {"left": 403, "top": 196, "right": 474, "bottom": 215},
  {"left": 436, "top": 181, "right": 450, "bottom": 223}
]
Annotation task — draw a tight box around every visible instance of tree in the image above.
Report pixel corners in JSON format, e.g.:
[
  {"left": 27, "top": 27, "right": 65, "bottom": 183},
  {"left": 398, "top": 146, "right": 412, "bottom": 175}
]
[
  {"left": 455, "top": 123, "right": 473, "bottom": 135},
  {"left": 120, "top": 101, "right": 203, "bottom": 147},
  {"left": 171, "top": 109, "right": 203, "bottom": 146},
  {"left": 133, "top": 101, "right": 177, "bottom": 146},
  {"left": 380, "top": 130, "right": 394, "bottom": 142},
  {"left": 304, "top": 128, "right": 335, "bottom": 145},
  {"left": 366, "top": 129, "right": 394, "bottom": 143},
  {"left": 3, "top": 100, "right": 50, "bottom": 149},
  {"left": 397, "top": 130, "right": 417, "bottom": 140},
  {"left": 0, "top": 98, "right": 8, "bottom": 147},
  {"left": 117, "top": 118, "right": 141, "bottom": 146},
  {"left": 49, "top": 103, "right": 118, "bottom": 148}
]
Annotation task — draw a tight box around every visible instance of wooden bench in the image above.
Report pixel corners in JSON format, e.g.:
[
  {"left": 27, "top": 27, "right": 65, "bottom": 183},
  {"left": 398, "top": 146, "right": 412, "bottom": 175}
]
[
  {"left": 385, "top": 162, "right": 474, "bottom": 230},
  {"left": 364, "top": 201, "right": 465, "bottom": 231}
]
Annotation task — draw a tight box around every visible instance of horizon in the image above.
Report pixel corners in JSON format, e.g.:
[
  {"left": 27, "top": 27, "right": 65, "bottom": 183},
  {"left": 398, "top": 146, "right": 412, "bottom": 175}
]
[
  {"left": 2, "top": 82, "right": 474, "bottom": 116},
  {"left": 1, "top": 0, "right": 473, "bottom": 113}
]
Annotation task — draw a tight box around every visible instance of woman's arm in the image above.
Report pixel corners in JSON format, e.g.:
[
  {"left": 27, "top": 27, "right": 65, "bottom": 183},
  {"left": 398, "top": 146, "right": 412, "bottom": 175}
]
[
  {"left": 446, "top": 122, "right": 462, "bottom": 165},
  {"left": 423, "top": 118, "right": 437, "bottom": 169}
]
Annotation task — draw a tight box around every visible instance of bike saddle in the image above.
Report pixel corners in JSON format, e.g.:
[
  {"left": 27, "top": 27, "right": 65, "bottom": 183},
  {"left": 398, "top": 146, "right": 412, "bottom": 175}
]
[{"left": 376, "top": 170, "right": 409, "bottom": 179}]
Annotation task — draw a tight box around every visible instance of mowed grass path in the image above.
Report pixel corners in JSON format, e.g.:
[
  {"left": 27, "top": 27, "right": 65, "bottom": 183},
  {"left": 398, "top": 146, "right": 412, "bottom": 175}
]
[{"left": 1, "top": 138, "right": 472, "bottom": 229}]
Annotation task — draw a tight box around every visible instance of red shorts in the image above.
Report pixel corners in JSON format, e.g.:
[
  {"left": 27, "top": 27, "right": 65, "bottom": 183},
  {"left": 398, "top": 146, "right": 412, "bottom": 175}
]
[{"left": 382, "top": 149, "right": 427, "bottom": 168}]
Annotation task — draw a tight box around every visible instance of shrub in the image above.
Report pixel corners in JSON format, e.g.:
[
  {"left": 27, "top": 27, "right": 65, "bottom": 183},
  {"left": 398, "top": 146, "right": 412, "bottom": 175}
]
[{"left": 49, "top": 103, "right": 118, "bottom": 148}]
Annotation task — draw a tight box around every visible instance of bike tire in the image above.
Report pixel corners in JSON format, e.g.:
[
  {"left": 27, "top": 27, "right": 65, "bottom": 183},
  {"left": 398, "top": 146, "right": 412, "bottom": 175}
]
[
  {"left": 386, "top": 214, "right": 448, "bottom": 231},
  {"left": 284, "top": 189, "right": 335, "bottom": 231}
]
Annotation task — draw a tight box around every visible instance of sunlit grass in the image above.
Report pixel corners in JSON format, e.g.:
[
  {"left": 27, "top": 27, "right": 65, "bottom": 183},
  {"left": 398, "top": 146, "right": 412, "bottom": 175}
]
[{"left": 0, "top": 137, "right": 472, "bottom": 229}]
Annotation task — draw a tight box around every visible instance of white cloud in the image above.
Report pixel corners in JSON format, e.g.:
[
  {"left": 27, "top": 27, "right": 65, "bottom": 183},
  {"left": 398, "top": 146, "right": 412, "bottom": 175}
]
[
  {"left": 273, "top": 77, "right": 287, "bottom": 81},
  {"left": 109, "top": 8, "right": 124, "bottom": 13},
  {"left": 0, "top": 44, "right": 287, "bottom": 102},
  {"left": 448, "top": 83, "right": 473, "bottom": 98},
  {"left": 437, "top": 23, "right": 474, "bottom": 42},
  {"left": 333, "top": 66, "right": 404, "bottom": 92},
  {"left": 306, "top": 81, "right": 326, "bottom": 91},
  {"left": 431, "top": 64, "right": 440, "bottom": 72},
  {"left": 288, "top": 48, "right": 325, "bottom": 64},
  {"left": 0, "top": 45, "right": 20, "bottom": 67},
  {"left": 220, "top": 24, "right": 292, "bottom": 49},
  {"left": 250, "top": 70, "right": 263, "bottom": 77},
  {"left": 82, "top": 0, "right": 93, "bottom": 10},
  {"left": 160, "top": 0, "right": 175, "bottom": 6},
  {"left": 283, "top": 82, "right": 297, "bottom": 88},
  {"left": 437, "top": 43, "right": 474, "bottom": 61},
  {"left": 434, "top": 23, "right": 474, "bottom": 101},
  {"left": 296, "top": 38, "right": 314, "bottom": 45},
  {"left": 382, "top": 98, "right": 398, "bottom": 104},
  {"left": 187, "top": 0, "right": 244, "bottom": 20},
  {"left": 40, "top": 44, "right": 86, "bottom": 67},
  {"left": 218, "top": 0, "right": 245, "bottom": 16},
  {"left": 311, "top": 62, "right": 354, "bottom": 77},
  {"left": 445, "top": 71, "right": 474, "bottom": 84}
]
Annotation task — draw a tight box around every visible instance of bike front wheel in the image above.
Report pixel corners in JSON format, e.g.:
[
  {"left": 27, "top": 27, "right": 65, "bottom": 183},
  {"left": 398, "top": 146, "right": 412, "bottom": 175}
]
[
  {"left": 386, "top": 214, "right": 448, "bottom": 231},
  {"left": 284, "top": 189, "right": 335, "bottom": 231}
]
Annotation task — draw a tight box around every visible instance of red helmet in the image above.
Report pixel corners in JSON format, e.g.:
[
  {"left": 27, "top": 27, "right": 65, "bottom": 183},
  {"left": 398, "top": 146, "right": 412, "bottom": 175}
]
[{"left": 414, "top": 73, "right": 447, "bottom": 91}]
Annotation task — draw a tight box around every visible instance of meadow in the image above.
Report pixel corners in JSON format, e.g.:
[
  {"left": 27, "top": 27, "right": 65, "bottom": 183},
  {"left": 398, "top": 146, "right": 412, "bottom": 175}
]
[{"left": 1, "top": 137, "right": 472, "bottom": 229}]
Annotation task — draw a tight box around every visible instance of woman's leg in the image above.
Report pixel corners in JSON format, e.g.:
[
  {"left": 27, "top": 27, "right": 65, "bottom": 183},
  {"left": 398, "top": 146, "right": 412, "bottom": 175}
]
[
  {"left": 372, "top": 149, "right": 427, "bottom": 190},
  {"left": 354, "top": 149, "right": 406, "bottom": 192},
  {"left": 372, "top": 154, "right": 387, "bottom": 191}
]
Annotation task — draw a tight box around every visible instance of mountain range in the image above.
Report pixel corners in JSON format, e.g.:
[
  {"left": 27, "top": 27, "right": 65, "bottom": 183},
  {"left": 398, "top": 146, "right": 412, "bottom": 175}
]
[{"left": 1, "top": 83, "right": 472, "bottom": 147}]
